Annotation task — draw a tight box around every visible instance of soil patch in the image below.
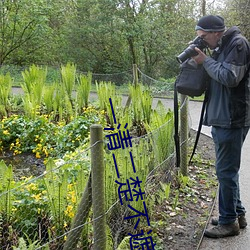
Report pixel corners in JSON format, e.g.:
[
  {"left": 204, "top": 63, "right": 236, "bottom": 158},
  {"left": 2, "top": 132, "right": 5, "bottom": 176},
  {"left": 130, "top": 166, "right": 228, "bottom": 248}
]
[
  {"left": 0, "top": 152, "right": 45, "bottom": 180},
  {"left": 152, "top": 130, "right": 217, "bottom": 250}
]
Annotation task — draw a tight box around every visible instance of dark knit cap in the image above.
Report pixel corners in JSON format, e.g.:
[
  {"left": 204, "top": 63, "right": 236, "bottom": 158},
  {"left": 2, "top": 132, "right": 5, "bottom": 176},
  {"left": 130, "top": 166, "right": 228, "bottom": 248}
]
[{"left": 195, "top": 15, "right": 225, "bottom": 32}]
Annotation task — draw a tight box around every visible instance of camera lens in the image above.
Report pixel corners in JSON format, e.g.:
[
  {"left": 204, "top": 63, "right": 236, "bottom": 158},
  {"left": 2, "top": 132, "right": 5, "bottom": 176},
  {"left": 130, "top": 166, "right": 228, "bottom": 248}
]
[{"left": 176, "top": 45, "right": 198, "bottom": 63}]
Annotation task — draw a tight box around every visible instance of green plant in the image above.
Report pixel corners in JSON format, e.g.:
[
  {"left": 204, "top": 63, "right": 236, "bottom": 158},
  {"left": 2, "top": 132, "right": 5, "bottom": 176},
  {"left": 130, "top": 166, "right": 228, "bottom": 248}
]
[
  {"left": 76, "top": 72, "right": 92, "bottom": 111},
  {"left": 0, "top": 161, "right": 15, "bottom": 222},
  {"left": 178, "top": 173, "right": 191, "bottom": 189},
  {"left": 0, "top": 73, "right": 12, "bottom": 116},
  {"left": 21, "top": 65, "right": 47, "bottom": 118},
  {"left": 117, "top": 236, "right": 130, "bottom": 250},
  {"left": 43, "top": 84, "right": 56, "bottom": 114},
  {"left": 141, "top": 89, "right": 153, "bottom": 124},
  {"left": 129, "top": 83, "right": 142, "bottom": 124},
  {"left": 144, "top": 100, "right": 174, "bottom": 164},
  {"left": 0, "top": 108, "right": 102, "bottom": 158},
  {"left": 42, "top": 159, "right": 69, "bottom": 245},
  {"left": 172, "top": 190, "right": 180, "bottom": 210},
  {"left": 13, "top": 233, "right": 49, "bottom": 250},
  {"left": 128, "top": 84, "right": 153, "bottom": 124},
  {"left": 60, "top": 62, "right": 76, "bottom": 102},
  {"left": 51, "top": 81, "right": 74, "bottom": 122},
  {"left": 12, "top": 176, "right": 49, "bottom": 241},
  {"left": 160, "top": 182, "right": 171, "bottom": 201},
  {"left": 96, "top": 81, "right": 122, "bottom": 127}
]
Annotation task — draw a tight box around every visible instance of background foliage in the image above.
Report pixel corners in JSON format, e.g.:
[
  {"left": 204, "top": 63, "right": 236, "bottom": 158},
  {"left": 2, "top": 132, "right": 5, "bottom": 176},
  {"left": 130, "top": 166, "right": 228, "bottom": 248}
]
[{"left": 1, "top": 0, "right": 249, "bottom": 80}]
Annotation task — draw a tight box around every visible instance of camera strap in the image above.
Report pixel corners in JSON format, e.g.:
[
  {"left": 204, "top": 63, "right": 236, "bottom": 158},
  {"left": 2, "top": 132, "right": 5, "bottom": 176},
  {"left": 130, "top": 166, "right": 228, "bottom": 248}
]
[{"left": 189, "top": 91, "right": 208, "bottom": 164}]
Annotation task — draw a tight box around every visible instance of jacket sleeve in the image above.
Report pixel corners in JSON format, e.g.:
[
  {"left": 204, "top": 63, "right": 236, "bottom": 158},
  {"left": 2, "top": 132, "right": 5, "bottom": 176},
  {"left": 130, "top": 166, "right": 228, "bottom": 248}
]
[{"left": 203, "top": 37, "right": 250, "bottom": 88}]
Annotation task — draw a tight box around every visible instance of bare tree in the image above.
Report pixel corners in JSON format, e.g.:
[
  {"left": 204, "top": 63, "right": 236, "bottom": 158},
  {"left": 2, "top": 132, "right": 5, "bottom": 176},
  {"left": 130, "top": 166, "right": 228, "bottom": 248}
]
[{"left": 0, "top": 0, "right": 48, "bottom": 65}]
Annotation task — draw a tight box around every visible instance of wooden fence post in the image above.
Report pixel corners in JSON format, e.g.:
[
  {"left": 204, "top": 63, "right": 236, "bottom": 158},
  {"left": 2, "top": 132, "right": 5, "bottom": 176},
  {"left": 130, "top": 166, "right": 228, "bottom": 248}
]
[
  {"left": 125, "top": 64, "right": 138, "bottom": 109},
  {"left": 180, "top": 94, "right": 188, "bottom": 176},
  {"left": 91, "top": 124, "right": 106, "bottom": 250},
  {"left": 133, "top": 64, "right": 138, "bottom": 86},
  {"left": 63, "top": 174, "right": 92, "bottom": 250}
]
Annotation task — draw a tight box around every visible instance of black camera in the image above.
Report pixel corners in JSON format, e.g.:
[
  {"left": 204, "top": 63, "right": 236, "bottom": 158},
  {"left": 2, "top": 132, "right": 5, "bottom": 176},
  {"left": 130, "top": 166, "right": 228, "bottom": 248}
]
[{"left": 176, "top": 36, "right": 208, "bottom": 63}]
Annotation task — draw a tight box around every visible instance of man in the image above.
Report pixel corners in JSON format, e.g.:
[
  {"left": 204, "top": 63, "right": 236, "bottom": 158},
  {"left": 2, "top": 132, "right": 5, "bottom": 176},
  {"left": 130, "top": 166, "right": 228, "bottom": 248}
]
[{"left": 192, "top": 15, "right": 250, "bottom": 238}]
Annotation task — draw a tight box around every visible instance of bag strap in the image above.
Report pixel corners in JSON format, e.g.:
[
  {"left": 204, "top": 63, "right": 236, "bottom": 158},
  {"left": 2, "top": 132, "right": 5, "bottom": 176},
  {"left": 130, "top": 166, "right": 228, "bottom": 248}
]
[
  {"left": 174, "top": 80, "right": 180, "bottom": 168},
  {"left": 189, "top": 91, "right": 208, "bottom": 164}
]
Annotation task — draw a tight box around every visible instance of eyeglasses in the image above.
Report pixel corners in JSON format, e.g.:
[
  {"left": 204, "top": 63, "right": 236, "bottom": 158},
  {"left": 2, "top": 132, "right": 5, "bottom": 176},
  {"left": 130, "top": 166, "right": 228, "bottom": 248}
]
[{"left": 198, "top": 32, "right": 214, "bottom": 40}]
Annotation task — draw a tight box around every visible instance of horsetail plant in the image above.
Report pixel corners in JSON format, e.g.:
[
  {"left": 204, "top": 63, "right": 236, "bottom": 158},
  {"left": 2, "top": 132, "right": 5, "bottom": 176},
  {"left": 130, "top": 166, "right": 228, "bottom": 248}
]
[
  {"left": 129, "top": 83, "right": 153, "bottom": 125},
  {"left": 0, "top": 73, "right": 12, "bottom": 117},
  {"left": 0, "top": 161, "right": 14, "bottom": 223},
  {"left": 60, "top": 63, "right": 76, "bottom": 103},
  {"left": 21, "top": 65, "right": 47, "bottom": 118},
  {"left": 96, "top": 81, "right": 122, "bottom": 127},
  {"left": 76, "top": 72, "right": 92, "bottom": 112},
  {"left": 43, "top": 159, "right": 70, "bottom": 240},
  {"left": 43, "top": 84, "right": 55, "bottom": 114},
  {"left": 144, "top": 100, "right": 175, "bottom": 164}
]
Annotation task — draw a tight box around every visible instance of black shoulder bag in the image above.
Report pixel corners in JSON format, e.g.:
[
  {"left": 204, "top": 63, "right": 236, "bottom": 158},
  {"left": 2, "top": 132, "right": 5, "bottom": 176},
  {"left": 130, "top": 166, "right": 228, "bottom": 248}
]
[
  {"left": 174, "top": 58, "right": 210, "bottom": 168},
  {"left": 175, "top": 58, "right": 208, "bottom": 97}
]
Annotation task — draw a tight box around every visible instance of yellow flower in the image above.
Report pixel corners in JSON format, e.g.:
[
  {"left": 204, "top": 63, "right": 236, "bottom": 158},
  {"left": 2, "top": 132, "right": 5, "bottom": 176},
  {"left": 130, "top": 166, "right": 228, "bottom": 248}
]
[
  {"left": 3, "top": 130, "right": 9, "bottom": 135},
  {"left": 14, "top": 149, "right": 22, "bottom": 155},
  {"left": 12, "top": 207, "right": 17, "bottom": 212},
  {"left": 42, "top": 147, "right": 49, "bottom": 157},
  {"left": 100, "top": 110, "right": 106, "bottom": 115},
  {"left": 32, "top": 193, "right": 42, "bottom": 201},
  {"left": 71, "top": 195, "right": 76, "bottom": 204},
  {"left": 65, "top": 205, "right": 74, "bottom": 218},
  {"left": 36, "top": 152, "right": 41, "bottom": 159},
  {"left": 26, "top": 183, "right": 37, "bottom": 191}
]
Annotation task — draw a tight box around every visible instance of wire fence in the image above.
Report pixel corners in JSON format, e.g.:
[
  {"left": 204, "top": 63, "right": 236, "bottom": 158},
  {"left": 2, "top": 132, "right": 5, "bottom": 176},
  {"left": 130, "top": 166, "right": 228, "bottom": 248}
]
[
  {"left": 0, "top": 64, "right": 175, "bottom": 97},
  {"left": 0, "top": 66, "right": 190, "bottom": 249}
]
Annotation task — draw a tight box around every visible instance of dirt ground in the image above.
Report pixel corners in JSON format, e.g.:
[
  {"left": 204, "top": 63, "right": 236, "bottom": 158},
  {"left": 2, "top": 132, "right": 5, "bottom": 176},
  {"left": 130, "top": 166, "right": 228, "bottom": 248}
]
[{"left": 153, "top": 130, "right": 217, "bottom": 250}]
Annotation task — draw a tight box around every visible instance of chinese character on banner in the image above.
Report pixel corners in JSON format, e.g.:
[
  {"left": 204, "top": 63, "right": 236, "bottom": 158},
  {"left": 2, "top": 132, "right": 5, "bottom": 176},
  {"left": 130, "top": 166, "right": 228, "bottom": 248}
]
[
  {"left": 105, "top": 123, "right": 133, "bottom": 150},
  {"left": 115, "top": 176, "right": 145, "bottom": 205},
  {"left": 128, "top": 230, "right": 156, "bottom": 250},
  {"left": 105, "top": 98, "right": 155, "bottom": 248},
  {"left": 104, "top": 98, "right": 132, "bottom": 150},
  {"left": 124, "top": 201, "right": 150, "bottom": 230}
]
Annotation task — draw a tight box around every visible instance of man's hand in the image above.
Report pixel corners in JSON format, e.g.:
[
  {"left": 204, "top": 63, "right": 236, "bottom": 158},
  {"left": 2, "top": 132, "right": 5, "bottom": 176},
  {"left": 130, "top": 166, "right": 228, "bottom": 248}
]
[{"left": 192, "top": 47, "right": 207, "bottom": 64}]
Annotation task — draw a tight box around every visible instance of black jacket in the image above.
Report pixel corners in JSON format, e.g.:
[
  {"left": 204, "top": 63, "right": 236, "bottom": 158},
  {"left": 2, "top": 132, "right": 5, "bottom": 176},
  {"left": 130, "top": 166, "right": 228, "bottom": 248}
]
[{"left": 203, "top": 26, "right": 250, "bottom": 128}]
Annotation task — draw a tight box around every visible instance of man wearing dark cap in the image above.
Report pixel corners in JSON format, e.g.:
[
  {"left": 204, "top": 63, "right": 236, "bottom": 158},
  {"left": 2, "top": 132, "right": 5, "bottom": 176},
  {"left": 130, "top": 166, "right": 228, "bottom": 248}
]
[{"left": 192, "top": 15, "right": 250, "bottom": 238}]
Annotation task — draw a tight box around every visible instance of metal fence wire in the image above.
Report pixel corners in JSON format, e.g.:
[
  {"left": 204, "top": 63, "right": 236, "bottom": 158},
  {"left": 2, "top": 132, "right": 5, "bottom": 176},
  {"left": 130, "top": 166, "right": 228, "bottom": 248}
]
[{"left": 0, "top": 67, "right": 190, "bottom": 249}]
